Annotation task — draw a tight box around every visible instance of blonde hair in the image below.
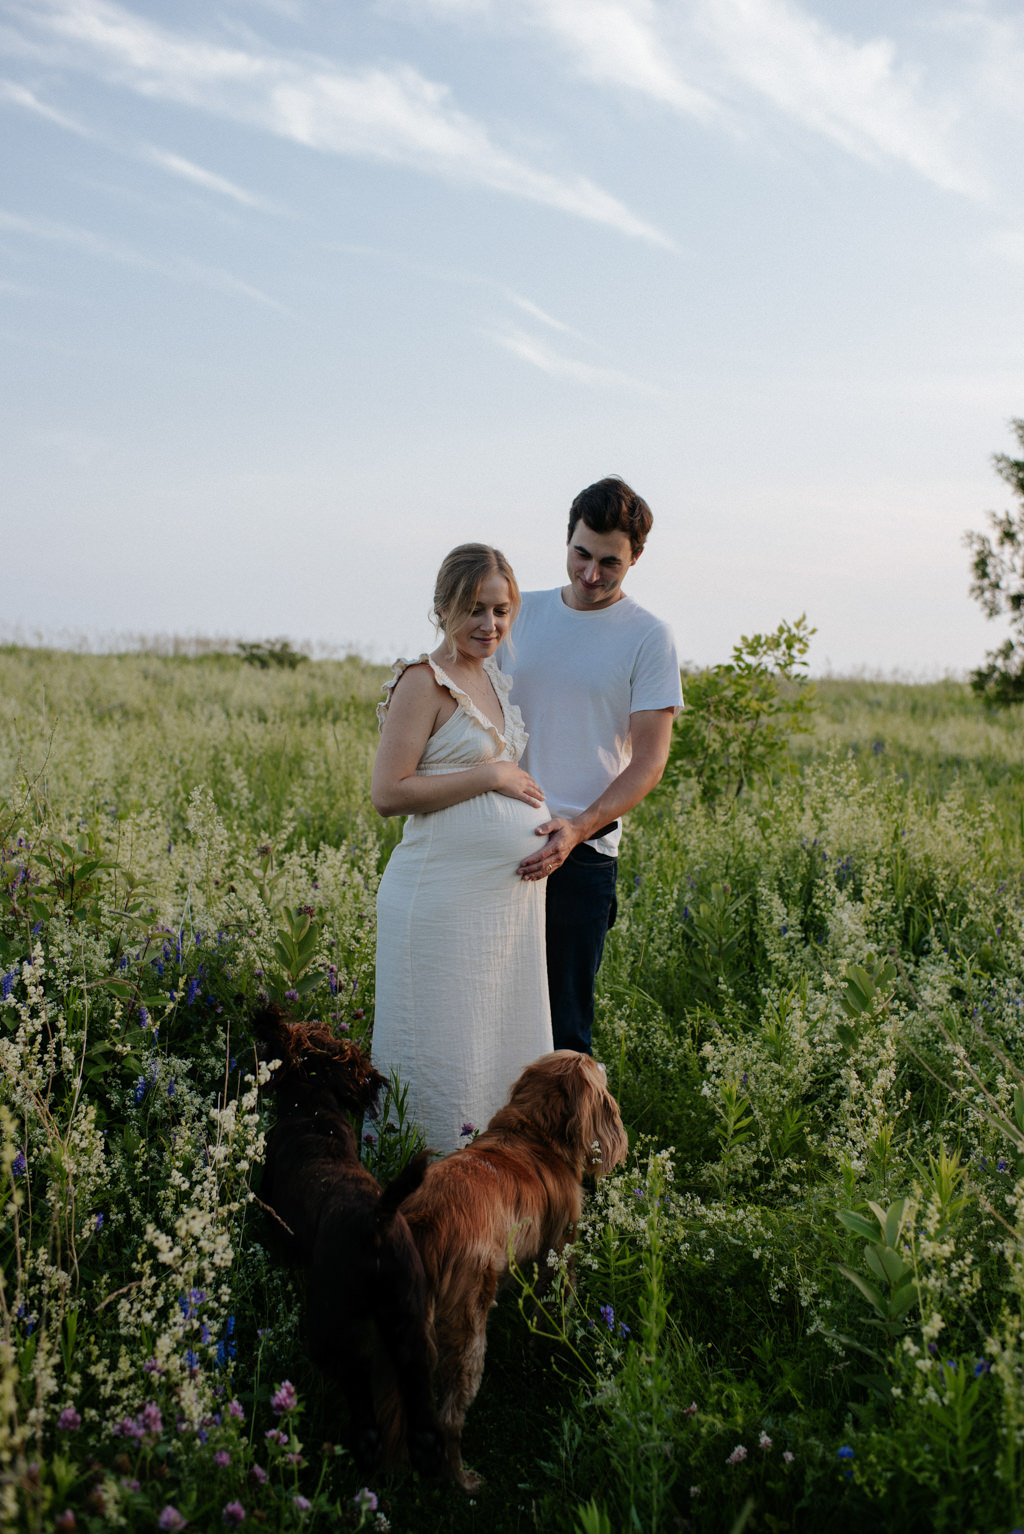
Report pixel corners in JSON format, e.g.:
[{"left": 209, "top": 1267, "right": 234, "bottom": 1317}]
[{"left": 432, "top": 544, "right": 521, "bottom": 660}]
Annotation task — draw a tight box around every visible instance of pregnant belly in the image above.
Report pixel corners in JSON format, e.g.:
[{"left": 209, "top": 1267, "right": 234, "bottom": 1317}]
[{"left": 399, "top": 792, "right": 549, "bottom": 871}]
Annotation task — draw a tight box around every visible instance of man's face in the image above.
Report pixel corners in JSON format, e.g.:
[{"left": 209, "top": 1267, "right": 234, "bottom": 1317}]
[{"left": 564, "top": 520, "right": 639, "bottom": 610}]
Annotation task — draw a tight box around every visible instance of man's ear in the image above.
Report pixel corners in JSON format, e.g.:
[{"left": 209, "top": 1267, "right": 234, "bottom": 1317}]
[{"left": 630, "top": 546, "right": 643, "bottom": 567}]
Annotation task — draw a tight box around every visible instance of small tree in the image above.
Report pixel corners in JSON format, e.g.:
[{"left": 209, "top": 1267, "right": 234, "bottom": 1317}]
[
  {"left": 664, "top": 615, "right": 816, "bottom": 805},
  {"left": 963, "top": 418, "right": 1024, "bottom": 704}
]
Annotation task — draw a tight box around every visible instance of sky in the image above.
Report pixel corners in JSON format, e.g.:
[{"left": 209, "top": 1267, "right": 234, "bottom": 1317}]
[{"left": 2, "top": 0, "right": 1023, "bottom": 676}]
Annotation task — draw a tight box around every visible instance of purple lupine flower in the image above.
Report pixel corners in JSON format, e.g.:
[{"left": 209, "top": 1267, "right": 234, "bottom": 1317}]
[
  {"left": 11, "top": 1150, "right": 26, "bottom": 1177},
  {"left": 599, "top": 1304, "right": 615, "bottom": 1331},
  {"left": 94, "top": 1212, "right": 104, "bottom": 1231},
  {"left": 270, "top": 1380, "right": 297, "bottom": 1415}
]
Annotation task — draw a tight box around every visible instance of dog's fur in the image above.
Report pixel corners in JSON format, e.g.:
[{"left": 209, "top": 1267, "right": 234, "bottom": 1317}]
[
  {"left": 255, "top": 1007, "right": 442, "bottom": 1476},
  {"left": 399, "top": 1050, "right": 628, "bottom": 1490}
]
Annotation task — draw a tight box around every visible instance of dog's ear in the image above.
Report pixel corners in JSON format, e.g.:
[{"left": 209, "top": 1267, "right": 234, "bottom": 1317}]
[
  {"left": 575, "top": 1061, "right": 628, "bottom": 1176},
  {"left": 505, "top": 1052, "right": 586, "bottom": 1148}
]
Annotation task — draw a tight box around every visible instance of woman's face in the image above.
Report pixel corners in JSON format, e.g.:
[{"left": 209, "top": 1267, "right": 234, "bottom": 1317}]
[{"left": 446, "top": 572, "right": 513, "bottom": 665}]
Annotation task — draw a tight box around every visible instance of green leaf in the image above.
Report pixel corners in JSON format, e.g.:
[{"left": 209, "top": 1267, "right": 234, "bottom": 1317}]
[
  {"left": 837, "top": 1263, "right": 886, "bottom": 1318},
  {"left": 837, "top": 1210, "right": 879, "bottom": 1242}
]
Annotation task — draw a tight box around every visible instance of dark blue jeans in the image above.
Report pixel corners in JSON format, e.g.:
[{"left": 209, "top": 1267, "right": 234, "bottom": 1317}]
[{"left": 545, "top": 843, "right": 618, "bottom": 1055}]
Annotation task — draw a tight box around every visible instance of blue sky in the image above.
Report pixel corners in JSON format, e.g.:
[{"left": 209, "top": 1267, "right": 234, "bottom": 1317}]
[{"left": 2, "top": 0, "right": 1023, "bottom": 674}]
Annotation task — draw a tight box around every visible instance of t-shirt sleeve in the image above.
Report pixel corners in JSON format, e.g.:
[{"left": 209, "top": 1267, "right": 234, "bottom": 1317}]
[{"left": 629, "top": 621, "right": 684, "bottom": 714}]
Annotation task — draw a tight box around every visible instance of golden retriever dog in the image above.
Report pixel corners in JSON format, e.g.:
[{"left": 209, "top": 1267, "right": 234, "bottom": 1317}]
[{"left": 400, "top": 1050, "right": 628, "bottom": 1490}]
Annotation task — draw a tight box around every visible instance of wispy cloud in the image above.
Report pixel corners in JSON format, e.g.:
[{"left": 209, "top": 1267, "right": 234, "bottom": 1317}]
[
  {"left": 0, "top": 207, "right": 291, "bottom": 311},
  {"left": 0, "top": 76, "right": 91, "bottom": 133},
  {"left": 413, "top": 0, "right": 985, "bottom": 199},
  {"left": 3, "top": 0, "right": 670, "bottom": 244},
  {"left": 691, "top": 0, "right": 983, "bottom": 199},
  {"left": 486, "top": 323, "right": 659, "bottom": 390},
  {"left": 501, "top": 289, "right": 585, "bottom": 339},
  {"left": 143, "top": 147, "right": 280, "bottom": 211}
]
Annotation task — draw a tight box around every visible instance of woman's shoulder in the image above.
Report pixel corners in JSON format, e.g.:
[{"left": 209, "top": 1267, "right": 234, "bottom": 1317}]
[{"left": 376, "top": 655, "right": 447, "bottom": 730}]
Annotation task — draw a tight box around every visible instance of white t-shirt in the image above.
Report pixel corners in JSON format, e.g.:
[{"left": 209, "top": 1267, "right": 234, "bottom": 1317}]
[{"left": 500, "top": 588, "right": 683, "bottom": 857}]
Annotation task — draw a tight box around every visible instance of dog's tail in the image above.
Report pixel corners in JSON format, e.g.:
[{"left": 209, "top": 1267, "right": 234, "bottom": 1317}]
[{"left": 377, "top": 1151, "right": 431, "bottom": 1232}]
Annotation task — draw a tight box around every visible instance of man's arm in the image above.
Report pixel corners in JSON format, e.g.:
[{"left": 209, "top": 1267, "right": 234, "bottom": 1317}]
[{"left": 518, "top": 707, "right": 676, "bottom": 880}]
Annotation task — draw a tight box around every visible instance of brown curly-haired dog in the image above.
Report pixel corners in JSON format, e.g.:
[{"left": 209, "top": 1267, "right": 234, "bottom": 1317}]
[
  {"left": 255, "top": 1007, "right": 442, "bottom": 1477},
  {"left": 399, "top": 1050, "right": 628, "bottom": 1491}
]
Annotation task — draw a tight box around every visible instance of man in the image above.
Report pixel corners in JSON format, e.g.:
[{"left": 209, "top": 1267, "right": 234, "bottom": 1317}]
[{"left": 503, "top": 477, "right": 683, "bottom": 1054}]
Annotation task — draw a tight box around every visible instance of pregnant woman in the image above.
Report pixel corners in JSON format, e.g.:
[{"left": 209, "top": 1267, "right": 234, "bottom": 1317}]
[{"left": 371, "top": 544, "right": 553, "bottom": 1154}]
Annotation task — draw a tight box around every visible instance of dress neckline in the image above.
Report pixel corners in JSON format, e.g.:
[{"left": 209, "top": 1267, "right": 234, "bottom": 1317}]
[{"left": 377, "top": 654, "right": 527, "bottom": 759}]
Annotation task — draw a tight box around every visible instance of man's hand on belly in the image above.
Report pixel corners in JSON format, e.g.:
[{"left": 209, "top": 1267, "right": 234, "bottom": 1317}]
[{"left": 517, "top": 817, "right": 585, "bottom": 881}]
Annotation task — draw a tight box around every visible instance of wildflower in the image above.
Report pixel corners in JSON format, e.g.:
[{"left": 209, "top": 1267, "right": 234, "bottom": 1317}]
[
  {"left": 270, "top": 1380, "right": 298, "bottom": 1416},
  {"left": 974, "top": 1358, "right": 991, "bottom": 1376},
  {"left": 725, "top": 1445, "right": 747, "bottom": 1465},
  {"left": 264, "top": 1428, "right": 287, "bottom": 1446},
  {"left": 354, "top": 1488, "right": 379, "bottom": 1514},
  {"left": 837, "top": 1446, "right": 854, "bottom": 1460},
  {"left": 57, "top": 1407, "right": 81, "bottom": 1431},
  {"left": 758, "top": 1430, "right": 772, "bottom": 1450},
  {"left": 94, "top": 1212, "right": 104, "bottom": 1231},
  {"left": 460, "top": 1123, "right": 476, "bottom": 1138},
  {"left": 250, "top": 1465, "right": 268, "bottom": 1485},
  {"left": 298, "top": 904, "right": 316, "bottom": 917},
  {"left": 11, "top": 1150, "right": 26, "bottom": 1176},
  {"left": 228, "top": 1399, "right": 245, "bottom": 1419},
  {"left": 284, "top": 989, "right": 300, "bottom": 1003},
  {"left": 215, "top": 1451, "right": 231, "bottom": 1468},
  {"left": 142, "top": 1402, "right": 163, "bottom": 1436},
  {"left": 222, "top": 1503, "right": 246, "bottom": 1525},
  {"left": 284, "top": 1452, "right": 304, "bottom": 1466},
  {"left": 683, "top": 1402, "right": 698, "bottom": 1418},
  {"left": 158, "top": 1510, "right": 188, "bottom": 1532},
  {"left": 783, "top": 1451, "right": 794, "bottom": 1464},
  {"left": 293, "top": 1497, "right": 312, "bottom": 1515},
  {"left": 689, "top": 1486, "right": 701, "bottom": 1499},
  {"left": 998, "top": 1159, "right": 1009, "bottom": 1172},
  {"left": 599, "top": 1304, "right": 615, "bottom": 1331},
  {"left": 55, "top": 1513, "right": 76, "bottom": 1533}
]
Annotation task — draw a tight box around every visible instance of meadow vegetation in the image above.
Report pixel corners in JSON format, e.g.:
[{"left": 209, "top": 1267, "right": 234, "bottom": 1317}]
[{"left": 2, "top": 645, "right": 1024, "bottom": 1533}]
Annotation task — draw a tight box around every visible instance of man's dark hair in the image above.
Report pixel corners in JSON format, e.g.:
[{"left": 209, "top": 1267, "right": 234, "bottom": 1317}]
[{"left": 567, "top": 476, "right": 653, "bottom": 557}]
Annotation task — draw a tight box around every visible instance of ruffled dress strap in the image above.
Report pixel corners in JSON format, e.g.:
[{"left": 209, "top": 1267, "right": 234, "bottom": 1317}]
[
  {"left": 376, "top": 655, "right": 432, "bottom": 733},
  {"left": 376, "top": 654, "right": 528, "bottom": 759}
]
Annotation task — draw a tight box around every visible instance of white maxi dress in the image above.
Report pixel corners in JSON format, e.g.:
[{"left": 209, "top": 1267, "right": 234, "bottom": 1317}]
[{"left": 372, "top": 655, "right": 553, "bottom": 1154}]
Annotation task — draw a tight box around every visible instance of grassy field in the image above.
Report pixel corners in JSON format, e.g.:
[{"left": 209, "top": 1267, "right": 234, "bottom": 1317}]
[{"left": 3, "top": 646, "right": 1024, "bottom": 1533}]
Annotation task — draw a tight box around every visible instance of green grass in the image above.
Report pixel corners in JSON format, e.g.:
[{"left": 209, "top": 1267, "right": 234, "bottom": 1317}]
[{"left": 3, "top": 650, "right": 1024, "bottom": 1533}]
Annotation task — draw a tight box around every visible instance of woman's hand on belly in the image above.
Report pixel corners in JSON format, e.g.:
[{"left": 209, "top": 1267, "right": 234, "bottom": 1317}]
[{"left": 489, "top": 761, "right": 545, "bottom": 807}]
